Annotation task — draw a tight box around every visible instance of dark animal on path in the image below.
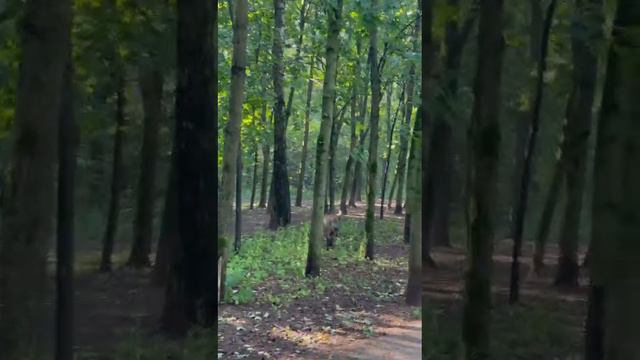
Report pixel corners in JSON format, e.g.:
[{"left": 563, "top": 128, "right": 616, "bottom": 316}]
[{"left": 324, "top": 213, "right": 342, "bottom": 249}]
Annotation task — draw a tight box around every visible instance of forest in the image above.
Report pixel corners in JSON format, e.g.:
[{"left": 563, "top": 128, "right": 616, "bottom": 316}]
[{"left": 0, "top": 0, "right": 638, "bottom": 359}]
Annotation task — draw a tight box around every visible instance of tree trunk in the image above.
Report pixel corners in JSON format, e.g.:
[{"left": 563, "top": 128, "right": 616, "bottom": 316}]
[
  {"left": 380, "top": 83, "right": 404, "bottom": 219},
  {"left": 554, "top": 0, "right": 601, "bottom": 287},
  {"left": 508, "top": 0, "right": 557, "bottom": 304},
  {"left": 268, "top": 0, "right": 292, "bottom": 229},
  {"left": 295, "top": 56, "right": 315, "bottom": 207},
  {"left": 130, "top": 68, "right": 164, "bottom": 268},
  {"left": 234, "top": 147, "right": 242, "bottom": 253},
  {"left": 425, "top": 121, "right": 453, "bottom": 248},
  {"left": 258, "top": 105, "right": 270, "bottom": 208},
  {"left": 351, "top": 81, "right": 369, "bottom": 206},
  {"left": 0, "top": 0, "right": 71, "bottom": 357},
  {"left": 405, "top": 105, "right": 422, "bottom": 306},
  {"left": 462, "top": 0, "right": 504, "bottom": 357},
  {"left": 532, "top": 155, "right": 564, "bottom": 272},
  {"left": 393, "top": 53, "right": 416, "bottom": 215},
  {"left": 152, "top": 149, "right": 178, "bottom": 286},
  {"left": 249, "top": 144, "right": 258, "bottom": 209},
  {"left": 284, "top": 0, "right": 309, "bottom": 128},
  {"left": 364, "top": 0, "right": 382, "bottom": 260},
  {"left": 387, "top": 170, "right": 397, "bottom": 209},
  {"left": 305, "top": 0, "right": 343, "bottom": 277},
  {"left": 218, "top": 0, "right": 248, "bottom": 301},
  {"left": 340, "top": 87, "right": 359, "bottom": 214},
  {"left": 99, "top": 71, "right": 127, "bottom": 272},
  {"left": 328, "top": 97, "right": 347, "bottom": 214},
  {"left": 56, "top": 50, "right": 77, "bottom": 360},
  {"left": 161, "top": 0, "right": 217, "bottom": 335},
  {"left": 588, "top": 1, "right": 640, "bottom": 356}
]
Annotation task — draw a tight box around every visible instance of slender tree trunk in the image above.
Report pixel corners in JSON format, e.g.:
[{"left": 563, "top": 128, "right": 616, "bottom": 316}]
[
  {"left": 462, "top": 0, "right": 504, "bottom": 357},
  {"left": 268, "top": 0, "right": 292, "bottom": 229},
  {"left": 393, "top": 56, "right": 416, "bottom": 215},
  {"left": 250, "top": 140, "right": 259, "bottom": 209},
  {"left": 258, "top": 105, "right": 270, "bottom": 208},
  {"left": 554, "top": 0, "right": 601, "bottom": 287},
  {"left": 340, "top": 87, "right": 359, "bottom": 214},
  {"left": 56, "top": 50, "right": 77, "bottom": 360},
  {"left": 99, "top": 71, "right": 127, "bottom": 272},
  {"left": 364, "top": 0, "right": 382, "bottom": 260},
  {"left": 328, "top": 97, "right": 347, "bottom": 214},
  {"left": 305, "top": 0, "right": 343, "bottom": 277},
  {"left": 295, "top": 56, "right": 315, "bottom": 207},
  {"left": 0, "top": 0, "right": 71, "bottom": 357},
  {"left": 405, "top": 105, "right": 422, "bottom": 306},
  {"left": 509, "top": 0, "right": 557, "bottom": 304},
  {"left": 351, "top": 80, "right": 369, "bottom": 206},
  {"left": 284, "top": 0, "right": 309, "bottom": 128},
  {"left": 152, "top": 149, "right": 178, "bottom": 286},
  {"left": 380, "top": 84, "right": 404, "bottom": 219},
  {"left": 234, "top": 147, "right": 242, "bottom": 253},
  {"left": 588, "top": 2, "right": 640, "bottom": 356},
  {"left": 532, "top": 155, "right": 564, "bottom": 272},
  {"left": 161, "top": 0, "right": 217, "bottom": 335},
  {"left": 218, "top": 0, "right": 248, "bottom": 301},
  {"left": 387, "top": 170, "right": 397, "bottom": 209},
  {"left": 130, "top": 68, "right": 164, "bottom": 268},
  {"left": 425, "top": 120, "right": 453, "bottom": 247}
]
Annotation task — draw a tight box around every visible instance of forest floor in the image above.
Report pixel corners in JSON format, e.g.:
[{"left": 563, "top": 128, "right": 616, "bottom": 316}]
[{"left": 65, "top": 201, "right": 589, "bottom": 360}]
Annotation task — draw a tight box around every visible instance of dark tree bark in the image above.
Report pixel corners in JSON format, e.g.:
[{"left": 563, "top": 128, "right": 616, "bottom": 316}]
[
  {"left": 588, "top": 1, "right": 640, "bottom": 355},
  {"left": 130, "top": 68, "right": 164, "bottom": 268},
  {"left": 250, "top": 134, "right": 259, "bottom": 210},
  {"left": 268, "top": 0, "right": 292, "bottom": 229},
  {"left": 295, "top": 56, "right": 315, "bottom": 207},
  {"left": 532, "top": 154, "right": 564, "bottom": 273},
  {"left": 99, "top": 71, "right": 127, "bottom": 272},
  {"left": 161, "top": 0, "right": 217, "bottom": 335},
  {"left": 424, "top": 121, "right": 453, "bottom": 247},
  {"left": 509, "top": 0, "right": 557, "bottom": 304},
  {"left": 364, "top": 0, "right": 383, "bottom": 260},
  {"left": 152, "top": 150, "right": 178, "bottom": 286},
  {"left": 258, "top": 105, "right": 270, "bottom": 208},
  {"left": 462, "top": 0, "right": 504, "bottom": 357},
  {"left": 56, "top": 50, "right": 77, "bottom": 360},
  {"left": 0, "top": 0, "right": 71, "bottom": 357},
  {"left": 554, "top": 0, "right": 602, "bottom": 287}
]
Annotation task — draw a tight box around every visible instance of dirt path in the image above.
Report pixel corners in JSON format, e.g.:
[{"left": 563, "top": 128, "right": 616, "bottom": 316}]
[{"left": 320, "top": 318, "right": 422, "bottom": 360}]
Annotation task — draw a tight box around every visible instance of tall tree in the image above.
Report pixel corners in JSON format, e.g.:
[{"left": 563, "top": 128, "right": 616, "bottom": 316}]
[
  {"left": 405, "top": 105, "right": 422, "bottom": 306},
  {"left": 380, "top": 83, "right": 404, "bottom": 218},
  {"left": 340, "top": 83, "right": 359, "bottom": 214},
  {"left": 305, "top": 0, "right": 343, "bottom": 277},
  {"left": 587, "top": 1, "right": 640, "bottom": 357},
  {"left": 161, "top": 0, "right": 216, "bottom": 334},
  {"left": 295, "top": 55, "right": 316, "bottom": 207},
  {"left": 0, "top": 0, "right": 72, "bottom": 357},
  {"left": 56, "top": 50, "right": 77, "bottom": 360},
  {"left": 129, "top": 68, "right": 164, "bottom": 268},
  {"left": 553, "top": 0, "right": 603, "bottom": 287},
  {"left": 509, "top": 0, "right": 557, "bottom": 304},
  {"left": 268, "top": 0, "right": 292, "bottom": 228},
  {"left": 218, "top": 0, "right": 248, "bottom": 302},
  {"left": 393, "top": 15, "right": 419, "bottom": 215},
  {"left": 462, "top": 0, "right": 504, "bottom": 358},
  {"left": 364, "top": 0, "right": 382, "bottom": 260},
  {"left": 99, "top": 66, "right": 127, "bottom": 272}
]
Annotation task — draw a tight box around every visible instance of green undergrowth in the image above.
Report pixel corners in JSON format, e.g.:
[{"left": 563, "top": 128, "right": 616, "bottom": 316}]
[
  {"left": 224, "top": 217, "right": 403, "bottom": 305},
  {"left": 422, "top": 300, "right": 582, "bottom": 360}
]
